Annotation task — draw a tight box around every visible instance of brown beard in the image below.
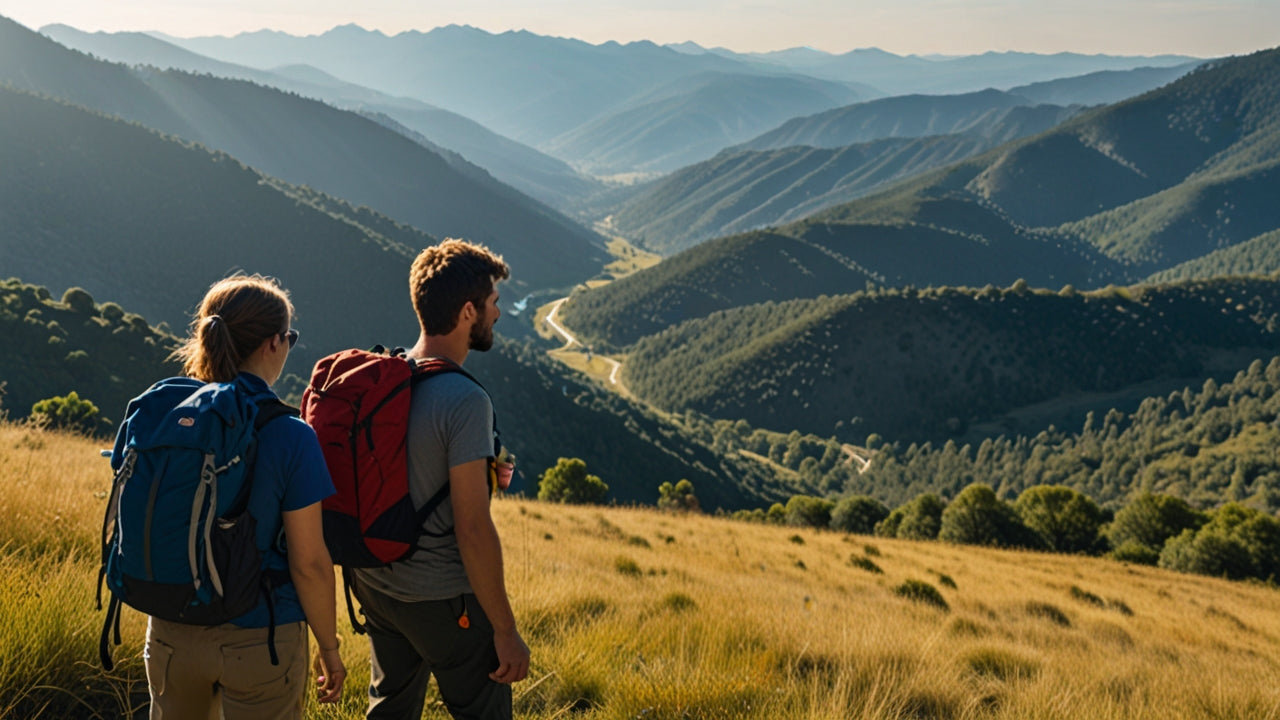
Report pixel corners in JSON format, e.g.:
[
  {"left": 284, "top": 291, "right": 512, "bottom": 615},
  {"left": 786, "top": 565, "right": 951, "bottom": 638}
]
[{"left": 469, "top": 305, "right": 494, "bottom": 351}]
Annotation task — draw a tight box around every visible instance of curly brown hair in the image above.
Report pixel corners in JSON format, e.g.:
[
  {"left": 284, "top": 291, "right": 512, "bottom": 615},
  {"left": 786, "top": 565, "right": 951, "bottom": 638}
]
[{"left": 410, "top": 238, "right": 510, "bottom": 335}]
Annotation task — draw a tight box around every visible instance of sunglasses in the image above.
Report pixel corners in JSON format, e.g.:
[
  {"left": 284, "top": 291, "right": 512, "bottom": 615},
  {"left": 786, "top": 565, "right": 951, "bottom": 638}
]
[{"left": 280, "top": 329, "right": 299, "bottom": 348}]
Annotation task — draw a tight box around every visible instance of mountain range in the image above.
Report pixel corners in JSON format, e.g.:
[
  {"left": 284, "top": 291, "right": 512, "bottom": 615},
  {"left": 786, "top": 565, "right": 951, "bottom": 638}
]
[
  {"left": 674, "top": 41, "right": 1200, "bottom": 95},
  {"left": 2, "top": 17, "right": 607, "bottom": 293},
  {"left": 38, "top": 23, "right": 601, "bottom": 211},
  {"left": 608, "top": 93, "right": 1087, "bottom": 254},
  {"left": 140, "top": 24, "right": 1197, "bottom": 179},
  {"left": 4, "top": 9, "right": 1279, "bottom": 515},
  {"left": 576, "top": 44, "right": 1280, "bottom": 342}
]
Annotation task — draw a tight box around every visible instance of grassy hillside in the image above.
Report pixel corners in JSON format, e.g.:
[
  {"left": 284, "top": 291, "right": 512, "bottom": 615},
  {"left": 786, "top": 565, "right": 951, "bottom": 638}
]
[
  {"left": 7, "top": 424, "right": 1280, "bottom": 719},
  {"left": 1, "top": 17, "right": 607, "bottom": 293},
  {"left": 621, "top": 278, "right": 1280, "bottom": 443}
]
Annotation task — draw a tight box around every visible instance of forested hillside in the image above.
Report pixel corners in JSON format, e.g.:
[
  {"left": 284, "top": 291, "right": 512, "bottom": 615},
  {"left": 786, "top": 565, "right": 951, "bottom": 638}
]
[
  {"left": 609, "top": 105, "right": 1081, "bottom": 254},
  {"left": 0, "top": 84, "right": 425, "bottom": 374},
  {"left": 622, "top": 278, "right": 1280, "bottom": 443},
  {"left": 1148, "top": 230, "right": 1280, "bottom": 283},
  {"left": 571, "top": 47, "right": 1280, "bottom": 351},
  {"left": 0, "top": 280, "right": 177, "bottom": 429},
  {"left": 0, "top": 277, "right": 807, "bottom": 509},
  {"left": 738, "top": 89, "right": 1073, "bottom": 152},
  {"left": 563, "top": 197, "right": 1126, "bottom": 348},
  {"left": 0, "top": 17, "right": 607, "bottom": 292},
  {"left": 851, "top": 355, "right": 1280, "bottom": 513},
  {"left": 1008, "top": 62, "right": 1203, "bottom": 106}
]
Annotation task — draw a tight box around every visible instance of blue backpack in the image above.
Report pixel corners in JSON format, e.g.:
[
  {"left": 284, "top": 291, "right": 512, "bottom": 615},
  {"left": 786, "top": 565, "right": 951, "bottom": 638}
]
[{"left": 97, "top": 377, "right": 298, "bottom": 670}]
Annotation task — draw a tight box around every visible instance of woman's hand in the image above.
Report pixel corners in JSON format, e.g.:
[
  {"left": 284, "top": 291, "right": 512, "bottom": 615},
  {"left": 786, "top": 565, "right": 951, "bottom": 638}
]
[{"left": 313, "top": 643, "right": 346, "bottom": 704}]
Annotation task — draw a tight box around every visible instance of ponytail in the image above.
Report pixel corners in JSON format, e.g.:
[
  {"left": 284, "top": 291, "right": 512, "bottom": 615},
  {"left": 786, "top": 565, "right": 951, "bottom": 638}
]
[{"left": 170, "top": 275, "right": 294, "bottom": 383}]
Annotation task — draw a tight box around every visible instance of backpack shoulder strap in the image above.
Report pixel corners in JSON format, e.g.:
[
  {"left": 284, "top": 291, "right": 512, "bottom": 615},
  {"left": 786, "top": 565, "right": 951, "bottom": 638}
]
[{"left": 253, "top": 398, "right": 301, "bottom": 431}]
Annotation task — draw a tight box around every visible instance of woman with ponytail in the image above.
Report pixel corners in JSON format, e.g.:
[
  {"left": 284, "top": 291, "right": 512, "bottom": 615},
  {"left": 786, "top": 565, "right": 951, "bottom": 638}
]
[{"left": 128, "top": 274, "right": 345, "bottom": 718}]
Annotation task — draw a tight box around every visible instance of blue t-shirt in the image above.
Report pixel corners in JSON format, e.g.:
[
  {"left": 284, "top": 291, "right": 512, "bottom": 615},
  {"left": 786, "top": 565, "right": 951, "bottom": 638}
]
[
  {"left": 231, "top": 372, "right": 335, "bottom": 627},
  {"left": 111, "top": 372, "right": 334, "bottom": 628}
]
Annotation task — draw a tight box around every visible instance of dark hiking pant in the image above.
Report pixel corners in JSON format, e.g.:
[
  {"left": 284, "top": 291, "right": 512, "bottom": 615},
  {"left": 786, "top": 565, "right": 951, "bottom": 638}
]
[{"left": 353, "top": 580, "right": 511, "bottom": 720}]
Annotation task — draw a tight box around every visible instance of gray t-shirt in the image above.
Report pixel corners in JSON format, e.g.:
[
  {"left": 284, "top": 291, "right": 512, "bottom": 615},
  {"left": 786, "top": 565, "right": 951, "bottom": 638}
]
[{"left": 354, "top": 370, "right": 494, "bottom": 602}]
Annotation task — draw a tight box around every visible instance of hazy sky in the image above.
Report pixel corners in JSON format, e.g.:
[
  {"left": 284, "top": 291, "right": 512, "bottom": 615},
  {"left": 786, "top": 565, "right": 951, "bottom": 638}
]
[{"left": 0, "top": 0, "right": 1276, "bottom": 57}]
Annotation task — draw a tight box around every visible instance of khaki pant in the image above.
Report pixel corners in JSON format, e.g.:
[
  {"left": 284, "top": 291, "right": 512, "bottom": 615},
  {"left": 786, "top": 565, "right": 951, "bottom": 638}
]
[{"left": 144, "top": 617, "right": 308, "bottom": 720}]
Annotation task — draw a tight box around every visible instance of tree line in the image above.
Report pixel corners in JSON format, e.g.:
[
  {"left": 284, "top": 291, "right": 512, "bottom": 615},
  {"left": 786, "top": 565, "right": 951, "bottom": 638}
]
[{"left": 731, "top": 484, "right": 1280, "bottom": 584}]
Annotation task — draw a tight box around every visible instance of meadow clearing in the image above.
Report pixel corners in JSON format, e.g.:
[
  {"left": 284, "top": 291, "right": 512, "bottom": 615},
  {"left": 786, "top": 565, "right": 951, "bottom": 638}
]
[{"left": 3, "top": 421, "right": 1280, "bottom": 719}]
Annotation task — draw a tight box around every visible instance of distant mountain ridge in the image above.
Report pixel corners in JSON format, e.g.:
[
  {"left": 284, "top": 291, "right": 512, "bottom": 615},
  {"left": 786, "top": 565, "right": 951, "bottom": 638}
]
[
  {"left": 608, "top": 93, "right": 1085, "bottom": 254},
  {"left": 39, "top": 23, "right": 601, "bottom": 210},
  {"left": 671, "top": 40, "right": 1201, "bottom": 95},
  {"left": 564, "top": 46, "right": 1280, "bottom": 354},
  {"left": 539, "top": 71, "right": 863, "bottom": 175},
  {"left": 1, "top": 17, "right": 607, "bottom": 292}
]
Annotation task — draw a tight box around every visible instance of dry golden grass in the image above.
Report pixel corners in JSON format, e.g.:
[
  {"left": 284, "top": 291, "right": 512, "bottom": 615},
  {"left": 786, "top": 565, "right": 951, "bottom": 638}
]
[{"left": 5, "top": 422, "right": 1280, "bottom": 719}]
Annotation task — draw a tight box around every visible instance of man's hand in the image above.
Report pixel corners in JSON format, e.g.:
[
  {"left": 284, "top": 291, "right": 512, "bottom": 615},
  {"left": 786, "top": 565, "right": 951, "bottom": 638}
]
[{"left": 489, "top": 628, "right": 530, "bottom": 684}]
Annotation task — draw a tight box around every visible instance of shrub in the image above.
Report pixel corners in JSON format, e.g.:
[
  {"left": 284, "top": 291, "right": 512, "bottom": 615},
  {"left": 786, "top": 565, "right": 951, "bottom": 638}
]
[
  {"left": 659, "top": 592, "right": 697, "bottom": 613},
  {"left": 1109, "top": 539, "right": 1160, "bottom": 565},
  {"left": 1107, "top": 493, "right": 1206, "bottom": 557},
  {"left": 30, "top": 391, "right": 101, "bottom": 436},
  {"left": 785, "top": 495, "right": 836, "bottom": 528},
  {"left": 538, "top": 457, "right": 609, "bottom": 504},
  {"left": 1159, "top": 527, "right": 1255, "bottom": 580},
  {"left": 1015, "top": 485, "right": 1104, "bottom": 554},
  {"left": 964, "top": 647, "right": 1040, "bottom": 681},
  {"left": 850, "top": 556, "right": 883, "bottom": 574},
  {"left": 1069, "top": 586, "right": 1105, "bottom": 607},
  {"left": 99, "top": 302, "right": 125, "bottom": 322},
  {"left": 830, "top": 495, "right": 889, "bottom": 534},
  {"left": 657, "top": 478, "right": 700, "bottom": 512},
  {"left": 894, "top": 493, "right": 946, "bottom": 540},
  {"left": 1026, "top": 602, "right": 1071, "bottom": 627},
  {"left": 894, "top": 580, "right": 948, "bottom": 611},
  {"left": 61, "top": 287, "right": 96, "bottom": 314},
  {"left": 940, "top": 484, "right": 1035, "bottom": 548},
  {"left": 863, "top": 543, "right": 881, "bottom": 557},
  {"left": 614, "top": 556, "right": 641, "bottom": 577}
]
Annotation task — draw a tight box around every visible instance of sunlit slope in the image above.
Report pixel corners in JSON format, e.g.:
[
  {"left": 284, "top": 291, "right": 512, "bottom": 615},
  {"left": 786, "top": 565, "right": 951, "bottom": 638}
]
[
  {"left": 611, "top": 101, "right": 1081, "bottom": 255},
  {"left": 6, "top": 423, "right": 1280, "bottom": 719},
  {"left": 621, "top": 278, "right": 1280, "bottom": 441},
  {"left": 1148, "top": 230, "right": 1280, "bottom": 283},
  {"left": 563, "top": 194, "right": 1125, "bottom": 348}
]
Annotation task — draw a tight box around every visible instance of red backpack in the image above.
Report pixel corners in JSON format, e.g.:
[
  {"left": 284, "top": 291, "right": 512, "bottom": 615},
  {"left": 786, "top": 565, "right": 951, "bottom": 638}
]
[{"left": 301, "top": 347, "right": 483, "bottom": 630}]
